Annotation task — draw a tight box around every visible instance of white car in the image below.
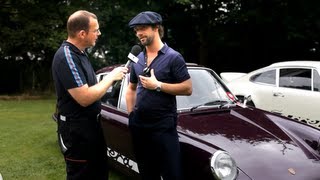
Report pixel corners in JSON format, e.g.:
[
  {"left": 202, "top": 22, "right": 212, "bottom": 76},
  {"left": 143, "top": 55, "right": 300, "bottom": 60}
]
[{"left": 220, "top": 61, "right": 320, "bottom": 129}]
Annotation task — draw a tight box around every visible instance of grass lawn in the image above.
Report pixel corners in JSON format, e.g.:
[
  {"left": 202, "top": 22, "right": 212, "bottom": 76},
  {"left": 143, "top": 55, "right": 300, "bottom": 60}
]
[{"left": 0, "top": 98, "right": 128, "bottom": 180}]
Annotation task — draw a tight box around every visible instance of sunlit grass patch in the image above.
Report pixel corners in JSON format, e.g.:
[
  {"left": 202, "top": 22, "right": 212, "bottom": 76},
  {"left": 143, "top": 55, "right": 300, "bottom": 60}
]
[{"left": 0, "top": 98, "right": 128, "bottom": 180}]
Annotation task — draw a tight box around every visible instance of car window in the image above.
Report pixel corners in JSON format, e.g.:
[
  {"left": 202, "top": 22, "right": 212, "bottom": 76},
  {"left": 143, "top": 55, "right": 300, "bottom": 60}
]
[
  {"left": 250, "top": 69, "right": 276, "bottom": 85},
  {"left": 117, "top": 69, "right": 234, "bottom": 111},
  {"left": 97, "top": 73, "right": 113, "bottom": 93},
  {"left": 313, "top": 69, "right": 320, "bottom": 92},
  {"left": 279, "top": 68, "right": 311, "bottom": 90},
  {"left": 96, "top": 72, "right": 108, "bottom": 82},
  {"left": 99, "top": 73, "right": 122, "bottom": 107},
  {"left": 176, "top": 69, "right": 233, "bottom": 110}
]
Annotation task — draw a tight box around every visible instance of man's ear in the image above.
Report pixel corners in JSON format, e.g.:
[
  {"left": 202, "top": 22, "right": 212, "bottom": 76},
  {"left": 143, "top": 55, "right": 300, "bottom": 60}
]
[{"left": 78, "top": 30, "right": 87, "bottom": 39}]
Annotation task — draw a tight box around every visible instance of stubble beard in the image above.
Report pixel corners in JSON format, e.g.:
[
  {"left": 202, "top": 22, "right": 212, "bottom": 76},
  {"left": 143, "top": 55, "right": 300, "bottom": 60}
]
[{"left": 141, "top": 36, "right": 154, "bottom": 46}]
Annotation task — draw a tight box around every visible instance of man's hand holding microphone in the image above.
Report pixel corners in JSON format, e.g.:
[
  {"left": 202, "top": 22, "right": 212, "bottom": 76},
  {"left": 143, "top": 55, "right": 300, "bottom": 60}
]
[
  {"left": 113, "top": 45, "right": 142, "bottom": 87},
  {"left": 105, "top": 66, "right": 128, "bottom": 82}
]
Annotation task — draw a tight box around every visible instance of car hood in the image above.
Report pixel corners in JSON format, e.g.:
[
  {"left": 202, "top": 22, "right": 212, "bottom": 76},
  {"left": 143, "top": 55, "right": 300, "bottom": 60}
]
[
  {"left": 220, "top": 72, "right": 247, "bottom": 83},
  {"left": 178, "top": 107, "right": 320, "bottom": 180}
]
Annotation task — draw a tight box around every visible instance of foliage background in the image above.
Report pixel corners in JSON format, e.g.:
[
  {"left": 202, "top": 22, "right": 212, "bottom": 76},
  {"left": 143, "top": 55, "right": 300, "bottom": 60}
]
[{"left": 0, "top": 0, "right": 319, "bottom": 94}]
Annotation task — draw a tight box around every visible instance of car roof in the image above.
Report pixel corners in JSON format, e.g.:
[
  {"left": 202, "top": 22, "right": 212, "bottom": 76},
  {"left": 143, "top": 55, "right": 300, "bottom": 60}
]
[
  {"left": 244, "top": 60, "right": 320, "bottom": 76},
  {"left": 268, "top": 60, "right": 320, "bottom": 69}
]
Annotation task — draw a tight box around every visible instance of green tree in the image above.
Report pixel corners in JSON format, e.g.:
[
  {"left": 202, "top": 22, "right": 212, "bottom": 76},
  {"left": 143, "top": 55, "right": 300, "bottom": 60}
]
[
  {"left": 0, "top": 0, "right": 319, "bottom": 93},
  {"left": 0, "top": 0, "right": 71, "bottom": 93}
]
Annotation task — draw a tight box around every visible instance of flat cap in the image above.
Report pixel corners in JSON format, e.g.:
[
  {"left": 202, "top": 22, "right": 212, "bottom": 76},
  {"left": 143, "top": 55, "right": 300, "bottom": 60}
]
[{"left": 128, "top": 11, "right": 162, "bottom": 28}]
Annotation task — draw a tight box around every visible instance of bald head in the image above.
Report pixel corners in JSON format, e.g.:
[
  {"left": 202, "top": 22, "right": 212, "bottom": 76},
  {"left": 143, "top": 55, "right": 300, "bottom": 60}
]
[{"left": 67, "top": 10, "right": 98, "bottom": 38}]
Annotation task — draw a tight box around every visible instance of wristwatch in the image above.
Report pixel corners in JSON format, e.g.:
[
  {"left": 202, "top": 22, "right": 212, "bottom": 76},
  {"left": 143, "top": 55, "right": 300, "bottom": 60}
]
[{"left": 155, "top": 82, "right": 162, "bottom": 92}]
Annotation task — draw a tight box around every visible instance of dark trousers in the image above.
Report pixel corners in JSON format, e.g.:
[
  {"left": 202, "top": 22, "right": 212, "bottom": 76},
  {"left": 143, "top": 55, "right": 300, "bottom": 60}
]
[
  {"left": 129, "top": 116, "right": 182, "bottom": 180},
  {"left": 58, "top": 115, "right": 108, "bottom": 180}
]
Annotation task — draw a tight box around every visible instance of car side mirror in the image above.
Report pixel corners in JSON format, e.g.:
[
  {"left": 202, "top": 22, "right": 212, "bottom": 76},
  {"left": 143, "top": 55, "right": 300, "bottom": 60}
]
[{"left": 243, "top": 95, "right": 252, "bottom": 107}]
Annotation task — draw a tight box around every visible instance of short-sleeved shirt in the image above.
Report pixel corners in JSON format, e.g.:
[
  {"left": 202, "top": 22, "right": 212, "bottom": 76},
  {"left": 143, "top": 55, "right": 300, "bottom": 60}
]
[
  {"left": 52, "top": 41, "right": 100, "bottom": 118},
  {"left": 130, "top": 43, "right": 190, "bottom": 123}
]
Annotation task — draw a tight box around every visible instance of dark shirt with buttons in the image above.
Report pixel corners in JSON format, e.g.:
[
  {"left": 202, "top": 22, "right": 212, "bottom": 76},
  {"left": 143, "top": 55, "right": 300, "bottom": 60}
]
[{"left": 129, "top": 43, "right": 190, "bottom": 128}]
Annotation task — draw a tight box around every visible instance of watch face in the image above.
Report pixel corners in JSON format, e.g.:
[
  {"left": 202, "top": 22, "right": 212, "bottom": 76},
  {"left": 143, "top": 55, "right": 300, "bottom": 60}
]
[{"left": 156, "top": 87, "right": 161, "bottom": 92}]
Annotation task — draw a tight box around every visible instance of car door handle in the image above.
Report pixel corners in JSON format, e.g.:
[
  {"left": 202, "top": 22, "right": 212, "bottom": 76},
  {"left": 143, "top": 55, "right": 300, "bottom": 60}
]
[{"left": 273, "top": 92, "right": 284, "bottom": 97}]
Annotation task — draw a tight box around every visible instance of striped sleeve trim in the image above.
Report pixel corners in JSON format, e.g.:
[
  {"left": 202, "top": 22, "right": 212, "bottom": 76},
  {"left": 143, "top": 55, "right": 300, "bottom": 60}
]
[{"left": 63, "top": 46, "right": 83, "bottom": 87}]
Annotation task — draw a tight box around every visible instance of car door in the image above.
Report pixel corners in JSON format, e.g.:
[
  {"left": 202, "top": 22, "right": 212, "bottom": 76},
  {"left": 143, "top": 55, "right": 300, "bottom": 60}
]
[
  {"left": 272, "top": 67, "right": 319, "bottom": 122},
  {"left": 248, "top": 69, "right": 277, "bottom": 111},
  {"left": 99, "top": 74, "right": 138, "bottom": 171}
]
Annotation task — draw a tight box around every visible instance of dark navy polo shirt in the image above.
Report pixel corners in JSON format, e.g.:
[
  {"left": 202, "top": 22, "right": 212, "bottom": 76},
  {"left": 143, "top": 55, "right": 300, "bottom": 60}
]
[
  {"left": 130, "top": 43, "right": 190, "bottom": 122},
  {"left": 52, "top": 41, "right": 100, "bottom": 118}
]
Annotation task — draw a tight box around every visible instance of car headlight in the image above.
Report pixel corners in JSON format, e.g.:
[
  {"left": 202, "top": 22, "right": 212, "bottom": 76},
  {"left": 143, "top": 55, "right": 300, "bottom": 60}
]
[{"left": 210, "top": 150, "right": 238, "bottom": 180}]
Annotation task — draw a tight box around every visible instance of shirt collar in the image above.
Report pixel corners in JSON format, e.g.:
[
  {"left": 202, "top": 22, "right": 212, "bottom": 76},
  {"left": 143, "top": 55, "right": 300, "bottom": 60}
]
[
  {"left": 159, "top": 43, "right": 169, "bottom": 54},
  {"left": 142, "top": 42, "right": 169, "bottom": 55},
  {"left": 62, "top": 40, "right": 86, "bottom": 55}
]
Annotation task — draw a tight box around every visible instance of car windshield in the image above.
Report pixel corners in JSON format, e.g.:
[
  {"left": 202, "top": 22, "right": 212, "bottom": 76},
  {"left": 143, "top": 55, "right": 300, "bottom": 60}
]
[{"left": 177, "top": 68, "right": 234, "bottom": 110}]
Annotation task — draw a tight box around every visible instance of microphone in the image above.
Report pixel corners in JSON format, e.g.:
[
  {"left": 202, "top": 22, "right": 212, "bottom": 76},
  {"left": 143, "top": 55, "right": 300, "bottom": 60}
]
[
  {"left": 124, "top": 45, "right": 142, "bottom": 68},
  {"left": 113, "top": 45, "right": 142, "bottom": 87}
]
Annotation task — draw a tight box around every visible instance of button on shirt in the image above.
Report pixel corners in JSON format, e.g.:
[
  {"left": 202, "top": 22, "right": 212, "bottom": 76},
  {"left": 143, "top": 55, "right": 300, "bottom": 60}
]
[{"left": 52, "top": 41, "right": 100, "bottom": 118}]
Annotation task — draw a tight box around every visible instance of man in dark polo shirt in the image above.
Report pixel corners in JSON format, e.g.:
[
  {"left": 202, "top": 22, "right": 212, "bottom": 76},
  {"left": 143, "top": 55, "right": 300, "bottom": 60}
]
[
  {"left": 126, "top": 11, "right": 192, "bottom": 180},
  {"left": 52, "top": 10, "right": 127, "bottom": 179}
]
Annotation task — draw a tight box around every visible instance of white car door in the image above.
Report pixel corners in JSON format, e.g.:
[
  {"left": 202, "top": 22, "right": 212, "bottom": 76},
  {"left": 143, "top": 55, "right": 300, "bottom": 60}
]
[
  {"left": 272, "top": 67, "right": 320, "bottom": 123},
  {"left": 247, "top": 69, "right": 277, "bottom": 111}
]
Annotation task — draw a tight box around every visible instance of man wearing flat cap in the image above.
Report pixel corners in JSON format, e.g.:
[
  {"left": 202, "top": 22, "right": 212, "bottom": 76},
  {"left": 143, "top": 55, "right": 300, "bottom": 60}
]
[{"left": 126, "top": 11, "right": 192, "bottom": 180}]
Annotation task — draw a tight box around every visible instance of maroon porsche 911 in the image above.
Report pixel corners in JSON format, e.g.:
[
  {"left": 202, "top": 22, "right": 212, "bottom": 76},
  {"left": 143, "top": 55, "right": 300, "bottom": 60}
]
[{"left": 55, "top": 63, "right": 320, "bottom": 180}]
